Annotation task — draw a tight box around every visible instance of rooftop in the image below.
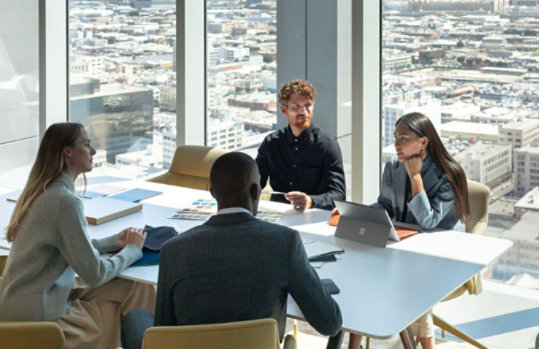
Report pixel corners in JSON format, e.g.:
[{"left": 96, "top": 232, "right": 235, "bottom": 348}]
[
  {"left": 514, "top": 187, "right": 539, "bottom": 212},
  {"left": 500, "top": 118, "right": 539, "bottom": 131},
  {"left": 441, "top": 121, "right": 498, "bottom": 135}
]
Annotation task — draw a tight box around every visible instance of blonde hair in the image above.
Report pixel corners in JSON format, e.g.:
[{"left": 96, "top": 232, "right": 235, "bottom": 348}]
[{"left": 6, "top": 123, "right": 84, "bottom": 242}]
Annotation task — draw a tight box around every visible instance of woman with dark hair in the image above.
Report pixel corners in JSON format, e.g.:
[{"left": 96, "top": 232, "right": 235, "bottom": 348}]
[
  {"left": 0, "top": 123, "right": 156, "bottom": 348},
  {"left": 379, "top": 111, "right": 469, "bottom": 230},
  {"left": 349, "top": 112, "right": 469, "bottom": 349}
]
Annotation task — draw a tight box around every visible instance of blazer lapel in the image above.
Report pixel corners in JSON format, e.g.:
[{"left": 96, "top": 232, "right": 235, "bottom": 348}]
[
  {"left": 420, "top": 157, "right": 442, "bottom": 196},
  {"left": 392, "top": 161, "right": 408, "bottom": 221}
]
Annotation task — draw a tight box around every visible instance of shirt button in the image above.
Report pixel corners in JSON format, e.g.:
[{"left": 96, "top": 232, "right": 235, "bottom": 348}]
[
  {"left": 289, "top": 181, "right": 293, "bottom": 185},
  {"left": 293, "top": 164, "right": 297, "bottom": 168},
  {"left": 294, "top": 139, "right": 298, "bottom": 142},
  {"left": 294, "top": 147, "right": 298, "bottom": 151}
]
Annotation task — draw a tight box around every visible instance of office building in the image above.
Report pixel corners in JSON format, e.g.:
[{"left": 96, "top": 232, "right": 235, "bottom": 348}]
[
  {"left": 440, "top": 102, "right": 480, "bottom": 123},
  {"left": 70, "top": 79, "right": 153, "bottom": 164},
  {"left": 493, "top": 188, "right": 539, "bottom": 278},
  {"left": 408, "top": 0, "right": 505, "bottom": 13},
  {"left": 471, "top": 107, "right": 520, "bottom": 124},
  {"left": 382, "top": 52, "right": 413, "bottom": 71},
  {"left": 455, "top": 143, "right": 512, "bottom": 188},
  {"left": 514, "top": 140, "right": 539, "bottom": 196},
  {"left": 159, "top": 85, "right": 176, "bottom": 112},
  {"left": 499, "top": 118, "right": 539, "bottom": 151},
  {"left": 161, "top": 125, "right": 177, "bottom": 169},
  {"left": 383, "top": 100, "right": 441, "bottom": 147},
  {"left": 207, "top": 119, "right": 244, "bottom": 150},
  {"left": 440, "top": 121, "right": 499, "bottom": 143}
]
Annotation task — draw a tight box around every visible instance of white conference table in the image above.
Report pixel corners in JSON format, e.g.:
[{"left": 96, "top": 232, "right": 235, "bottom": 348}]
[{"left": 0, "top": 178, "right": 513, "bottom": 349}]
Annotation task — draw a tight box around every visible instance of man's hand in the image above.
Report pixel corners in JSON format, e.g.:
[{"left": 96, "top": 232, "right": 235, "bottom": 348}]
[
  {"left": 284, "top": 191, "right": 313, "bottom": 212},
  {"left": 118, "top": 227, "right": 147, "bottom": 249}
]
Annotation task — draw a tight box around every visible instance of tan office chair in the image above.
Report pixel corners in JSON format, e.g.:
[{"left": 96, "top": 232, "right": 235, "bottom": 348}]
[
  {"left": 0, "top": 255, "right": 65, "bottom": 349},
  {"left": 0, "top": 254, "right": 6, "bottom": 275},
  {"left": 433, "top": 179, "right": 490, "bottom": 349},
  {"left": 147, "top": 145, "right": 227, "bottom": 190},
  {"left": 141, "top": 318, "right": 296, "bottom": 349}
]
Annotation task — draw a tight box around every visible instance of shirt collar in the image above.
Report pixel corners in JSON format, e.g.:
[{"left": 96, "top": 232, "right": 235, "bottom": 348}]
[
  {"left": 216, "top": 207, "right": 253, "bottom": 216},
  {"left": 285, "top": 124, "right": 314, "bottom": 145}
]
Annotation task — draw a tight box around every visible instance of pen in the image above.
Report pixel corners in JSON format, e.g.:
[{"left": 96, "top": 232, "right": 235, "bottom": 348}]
[{"left": 261, "top": 190, "right": 287, "bottom": 195}]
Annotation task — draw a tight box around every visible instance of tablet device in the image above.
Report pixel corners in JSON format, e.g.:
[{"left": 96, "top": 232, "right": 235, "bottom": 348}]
[{"left": 334, "top": 200, "right": 399, "bottom": 248}]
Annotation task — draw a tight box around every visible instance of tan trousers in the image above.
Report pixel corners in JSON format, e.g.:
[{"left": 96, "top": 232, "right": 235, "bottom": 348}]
[
  {"left": 57, "top": 277, "right": 156, "bottom": 349},
  {"left": 410, "top": 308, "right": 434, "bottom": 338}
]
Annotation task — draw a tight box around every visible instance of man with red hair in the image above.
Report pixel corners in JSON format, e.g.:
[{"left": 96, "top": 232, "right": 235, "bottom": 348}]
[{"left": 256, "top": 79, "right": 346, "bottom": 211}]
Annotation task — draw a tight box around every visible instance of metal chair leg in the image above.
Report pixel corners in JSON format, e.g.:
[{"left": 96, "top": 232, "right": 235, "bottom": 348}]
[
  {"left": 399, "top": 326, "right": 417, "bottom": 349},
  {"left": 433, "top": 314, "right": 487, "bottom": 349}
]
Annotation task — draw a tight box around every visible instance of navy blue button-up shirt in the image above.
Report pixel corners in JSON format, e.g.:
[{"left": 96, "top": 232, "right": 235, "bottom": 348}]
[{"left": 256, "top": 124, "right": 346, "bottom": 209}]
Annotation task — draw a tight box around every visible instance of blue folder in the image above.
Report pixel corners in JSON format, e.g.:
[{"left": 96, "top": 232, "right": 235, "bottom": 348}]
[{"left": 108, "top": 188, "right": 162, "bottom": 203}]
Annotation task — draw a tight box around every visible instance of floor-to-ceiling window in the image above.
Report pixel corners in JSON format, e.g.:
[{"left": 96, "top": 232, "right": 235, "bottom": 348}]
[
  {"left": 381, "top": 0, "right": 539, "bottom": 291},
  {"left": 0, "top": 1, "right": 39, "bottom": 191},
  {"left": 68, "top": 0, "right": 177, "bottom": 178},
  {"left": 206, "top": 0, "right": 277, "bottom": 153}
]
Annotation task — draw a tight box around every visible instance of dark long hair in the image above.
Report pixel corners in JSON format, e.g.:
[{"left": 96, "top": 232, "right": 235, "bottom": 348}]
[
  {"left": 396, "top": 112, "right": 469, "bottom": 222},
  {"left": 6, "top": 122, "right": 84, "bottom": 242}
]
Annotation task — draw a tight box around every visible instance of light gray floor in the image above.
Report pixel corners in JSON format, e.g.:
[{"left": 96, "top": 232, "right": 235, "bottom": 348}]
[{"left": 288, "top": 280, "right": 539, "bottom": 349}]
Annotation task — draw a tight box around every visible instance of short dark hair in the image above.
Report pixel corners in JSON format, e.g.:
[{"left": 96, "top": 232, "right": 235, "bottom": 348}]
[{"left": 210, "top": 152, "right": 258, "bottom": 200}]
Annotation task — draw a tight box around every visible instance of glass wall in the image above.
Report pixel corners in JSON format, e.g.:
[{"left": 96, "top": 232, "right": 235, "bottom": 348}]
[
  {"left": 68, "top": 0, "right": 176, "bottom": 178},
  {"left": 381, "top": 1, "right": 539, "bottom": 287},
  {"left": 206, "top": 0, "right": 277, "bottom": 152},
  {"left": 0, "top": 1, "right": 39, "bottom": 191}
]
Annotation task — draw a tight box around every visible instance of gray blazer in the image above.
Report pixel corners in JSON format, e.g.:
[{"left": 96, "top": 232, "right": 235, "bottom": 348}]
[
  {"left": 376, "top": 156, "right": 464, "bottom": 231},
  {"left": 155, "top": 212, "right": 342, "bottom": 340}
]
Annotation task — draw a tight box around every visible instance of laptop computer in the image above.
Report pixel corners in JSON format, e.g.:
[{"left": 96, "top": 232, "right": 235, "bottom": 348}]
[{"left": 334, "top": 200, "right": 400, "bottom": 247}]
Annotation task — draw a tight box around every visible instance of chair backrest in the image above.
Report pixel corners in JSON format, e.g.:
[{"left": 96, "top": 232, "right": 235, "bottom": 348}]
[
  {"left": 465, "top": 179, "right": 490, "bottom": 235},
  {"left": 447, "top": 179, "right": 491, "bottom": 298},
  {"left": 149, "top": 145, "right": 227, "bottom": 190},
  {"left": 0, "top": 256, "right": 65, "bottom": 349},
  {"left": 141, "top": 318, "right": 280, "bottom": 349},
  {"left": 0, "top": 255, "right": 6, "bottom": 276},
  {"left": 0, "top": 322, "right": 65, "bottom": 349}
]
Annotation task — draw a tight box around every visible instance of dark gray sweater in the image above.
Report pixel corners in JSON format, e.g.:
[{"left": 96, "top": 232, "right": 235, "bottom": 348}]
[{"left": 0, "top": 172, "right": 142, "bottom": 321}]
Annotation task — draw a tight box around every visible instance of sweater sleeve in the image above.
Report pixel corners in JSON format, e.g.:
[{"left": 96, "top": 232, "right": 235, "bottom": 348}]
[
  {"left": 56, "top": 195, "right": 142, "bottom": 287},
  {"left": 287, "top": 230, "right": 342, "bottom": 336},
  {"left": 91, "top": 234, "right": 119, "bottom": 253}
]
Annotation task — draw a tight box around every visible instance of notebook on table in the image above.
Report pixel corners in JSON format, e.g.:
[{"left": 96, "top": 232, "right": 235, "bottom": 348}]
[
  {"left": 334, "top": 200, "right": 420, "bottom": 247},
  {"left": 83, "top": 197, "right": 142, "bottom": 225}
]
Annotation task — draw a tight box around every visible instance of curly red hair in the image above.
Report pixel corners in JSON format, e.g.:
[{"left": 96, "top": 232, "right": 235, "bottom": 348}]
[{"left": 278, "top": 79, "right": 317, "bottom": 105}]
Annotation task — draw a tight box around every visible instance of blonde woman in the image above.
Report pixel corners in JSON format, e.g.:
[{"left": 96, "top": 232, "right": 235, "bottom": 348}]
[{"left": 0, "top": 123, "right": 155, "bottom": 348}]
